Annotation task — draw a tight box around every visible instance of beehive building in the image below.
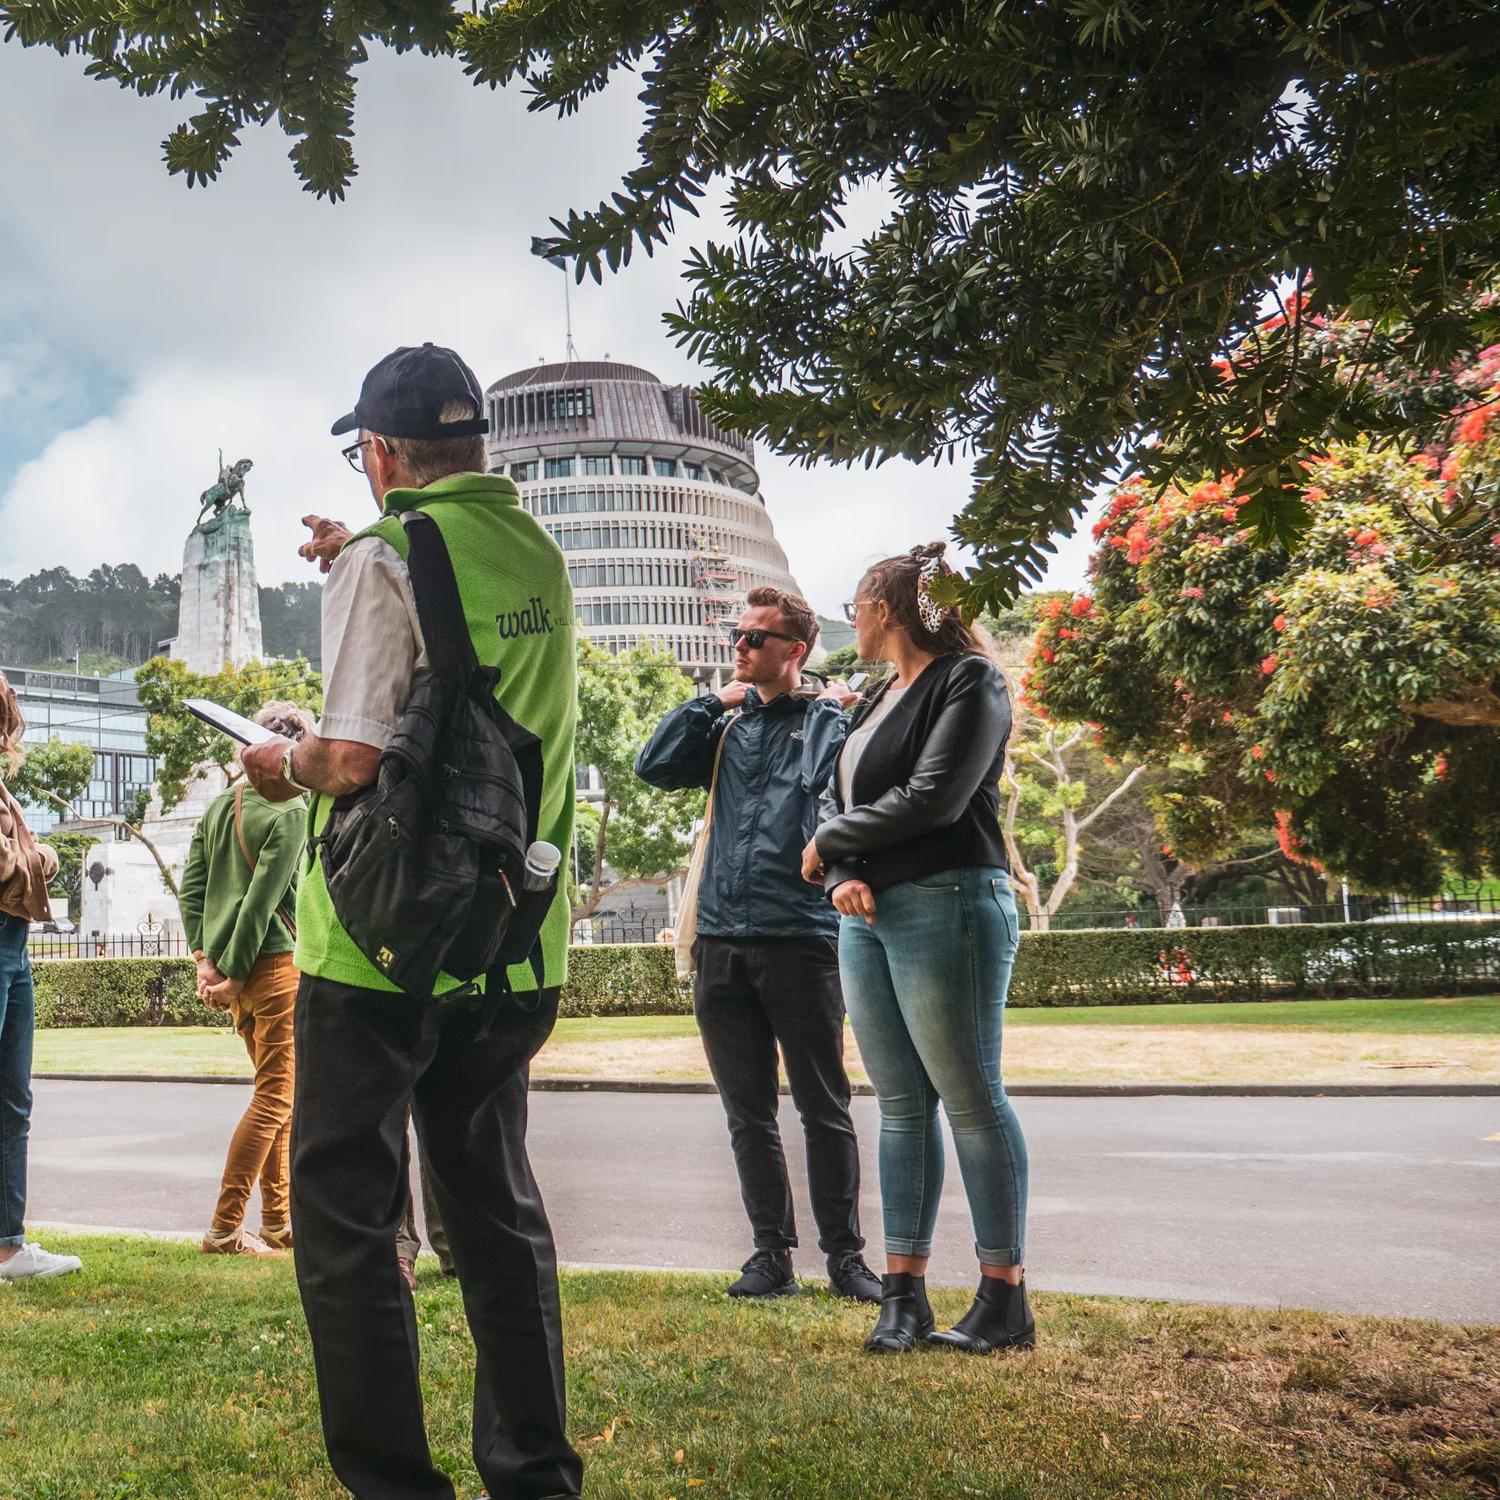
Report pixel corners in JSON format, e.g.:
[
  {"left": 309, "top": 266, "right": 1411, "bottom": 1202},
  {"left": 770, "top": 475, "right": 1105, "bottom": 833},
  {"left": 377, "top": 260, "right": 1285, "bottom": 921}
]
[{"left": 485, "top": 360, "right": 805, "bottom": 678}]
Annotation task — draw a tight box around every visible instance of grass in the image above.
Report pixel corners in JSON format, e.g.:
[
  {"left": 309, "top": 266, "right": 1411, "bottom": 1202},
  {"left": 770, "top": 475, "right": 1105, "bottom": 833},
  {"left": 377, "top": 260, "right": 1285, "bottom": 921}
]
[
  {"left": 1004, "top": 995, "right": 1500, "bottom": 1035},
  {"left": 31, "top": 997, "right": 1500, "bottom": 1087},
  {"left": 0, "top": 1236, "right": 1495, "bottom": 1499}
]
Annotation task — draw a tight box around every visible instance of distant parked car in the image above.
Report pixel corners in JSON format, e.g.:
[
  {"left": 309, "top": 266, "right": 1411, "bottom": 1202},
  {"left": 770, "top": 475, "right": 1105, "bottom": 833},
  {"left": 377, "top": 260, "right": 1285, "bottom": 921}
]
[{"left": 28, "top": 918, "right": 77, "bottom": 935}]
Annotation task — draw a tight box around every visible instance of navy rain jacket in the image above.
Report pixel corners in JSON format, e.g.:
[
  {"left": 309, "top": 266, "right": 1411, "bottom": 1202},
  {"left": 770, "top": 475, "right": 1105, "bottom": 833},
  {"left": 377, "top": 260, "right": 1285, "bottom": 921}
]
[{"left": 635, "top": 686, "right": 847, "bottom": 939}]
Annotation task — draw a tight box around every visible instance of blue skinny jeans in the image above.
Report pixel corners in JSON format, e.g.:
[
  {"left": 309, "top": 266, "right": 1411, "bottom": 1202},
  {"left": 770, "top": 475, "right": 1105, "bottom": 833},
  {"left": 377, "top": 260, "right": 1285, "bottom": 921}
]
[
  {"left": 838, "top": 868, "right": 1028, "bottom": 1265},
  {"left": 0, "top": 913, "right": 36, "bottom": 1248}
]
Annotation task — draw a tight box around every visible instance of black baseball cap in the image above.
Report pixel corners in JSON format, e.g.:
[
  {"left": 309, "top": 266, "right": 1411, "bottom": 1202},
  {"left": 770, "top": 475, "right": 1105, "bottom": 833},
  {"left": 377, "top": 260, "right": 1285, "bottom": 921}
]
[{"left": 330, "top": 342, "right": 489, "bottom": 439}]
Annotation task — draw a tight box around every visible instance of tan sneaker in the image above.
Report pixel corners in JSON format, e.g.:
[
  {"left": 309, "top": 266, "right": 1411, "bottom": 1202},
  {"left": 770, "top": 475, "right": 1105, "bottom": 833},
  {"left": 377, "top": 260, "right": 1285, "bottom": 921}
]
[
  {"left": 259, "top": 1224, "right": 293, "bottom": 1251},
  {"left": 201, "top": 1226, "right": 284, "bottom": 1256}
]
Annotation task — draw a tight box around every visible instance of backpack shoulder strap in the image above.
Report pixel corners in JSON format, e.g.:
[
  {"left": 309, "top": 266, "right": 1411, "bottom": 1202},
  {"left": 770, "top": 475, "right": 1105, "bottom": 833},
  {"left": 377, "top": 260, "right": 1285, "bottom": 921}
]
[
  {"left": 400, "top": 510, "right": 480, "bottom": 694},
  {"left": 233, "top": 782, "right": 255, "bottom": 873}
]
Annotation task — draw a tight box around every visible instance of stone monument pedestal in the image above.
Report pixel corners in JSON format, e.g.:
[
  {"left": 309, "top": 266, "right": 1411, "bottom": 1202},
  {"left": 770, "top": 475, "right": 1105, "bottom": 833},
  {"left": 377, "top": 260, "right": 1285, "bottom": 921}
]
[{"left": 173, "top": 506, "right": 263, "bottom": 674}]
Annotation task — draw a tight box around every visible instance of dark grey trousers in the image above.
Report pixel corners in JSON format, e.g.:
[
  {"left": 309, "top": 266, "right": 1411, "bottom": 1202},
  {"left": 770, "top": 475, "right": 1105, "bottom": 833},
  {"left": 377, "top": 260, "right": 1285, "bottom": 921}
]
[
  {"left": 291, "top": 977, "right": 582, "bottom": 1500},
  {"left": 693, "top": 935, "right": 865, "bottom": 1256}
]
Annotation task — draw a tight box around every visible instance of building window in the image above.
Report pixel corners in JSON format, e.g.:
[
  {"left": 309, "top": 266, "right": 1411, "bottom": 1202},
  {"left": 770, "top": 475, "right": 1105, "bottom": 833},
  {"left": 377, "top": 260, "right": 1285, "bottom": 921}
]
[
  {"left": 684, "top": 462, "right": 704, "bottom": 481},
  {"left": 510, "top": 461, "right": 538, "bottom": 483},
  {"left": 653, "top": 458, "right": 678, "bottom": 478},
  {"left": 582, "top": 455, "right": 612, "bottom": 476},
  {"left": 544, "top": 456, "right": 575, "bottom": 479},
  {"left": 618, "top": 456, "right": 647, "bottom": 476}
]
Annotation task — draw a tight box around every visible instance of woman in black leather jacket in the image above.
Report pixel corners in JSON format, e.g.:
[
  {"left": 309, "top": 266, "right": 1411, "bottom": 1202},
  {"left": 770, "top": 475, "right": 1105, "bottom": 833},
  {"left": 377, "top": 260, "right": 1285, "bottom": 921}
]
[{"left": 801, "top": 543, "right": 1032, "bottom": 1355}]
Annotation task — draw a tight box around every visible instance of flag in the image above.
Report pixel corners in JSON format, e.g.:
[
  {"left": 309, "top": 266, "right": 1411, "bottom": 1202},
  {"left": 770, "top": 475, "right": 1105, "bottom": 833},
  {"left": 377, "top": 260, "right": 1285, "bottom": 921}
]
[{"left": 530, "top": 236, "right": 568, "bottom": 271}]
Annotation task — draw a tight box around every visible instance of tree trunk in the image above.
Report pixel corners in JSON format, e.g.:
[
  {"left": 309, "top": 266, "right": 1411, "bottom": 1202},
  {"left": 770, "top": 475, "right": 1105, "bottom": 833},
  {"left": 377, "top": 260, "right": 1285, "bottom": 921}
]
[
  {"left": 571, "top": 794, "right": 613, "bottom": 923},
  {"left": 35, "top": 789, "right": 180, "bottom": 901}
]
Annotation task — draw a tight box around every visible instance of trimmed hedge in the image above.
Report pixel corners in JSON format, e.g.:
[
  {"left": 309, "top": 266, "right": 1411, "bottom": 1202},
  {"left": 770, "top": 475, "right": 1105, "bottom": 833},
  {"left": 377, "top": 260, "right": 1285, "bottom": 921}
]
[
  {"left": 30, "top": 920, "right": 1499, "bottom": 1027},
  {"left": 33, "top": 959, "right": 225, "bottom": 1029}
]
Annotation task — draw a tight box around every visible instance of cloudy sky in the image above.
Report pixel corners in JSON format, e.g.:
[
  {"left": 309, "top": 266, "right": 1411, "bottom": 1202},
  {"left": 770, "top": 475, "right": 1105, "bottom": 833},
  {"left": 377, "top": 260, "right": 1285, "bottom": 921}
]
[{"left": 0, "top": 40, "right": 1099, "bottom": 614}]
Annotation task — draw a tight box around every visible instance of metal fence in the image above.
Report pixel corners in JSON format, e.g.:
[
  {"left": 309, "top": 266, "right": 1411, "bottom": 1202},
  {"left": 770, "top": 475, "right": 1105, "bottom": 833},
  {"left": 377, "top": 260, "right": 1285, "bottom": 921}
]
[
  {"left": 1023, "top": 893, "right": 1500, "bottom": 932},
  {"left": 27, "top": 893, "right": 1496, "bottom": 961},
  {"left": 29, "top": 930, "right": 196, "bottom": 961},
  {"left": 571, "top": 915, "right": 674, "bottom": 946}
]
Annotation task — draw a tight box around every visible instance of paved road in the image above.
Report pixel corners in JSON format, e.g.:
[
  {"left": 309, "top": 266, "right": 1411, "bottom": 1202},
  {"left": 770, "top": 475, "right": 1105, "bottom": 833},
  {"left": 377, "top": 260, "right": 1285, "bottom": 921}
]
[{"left": 25, "top": 1081, "right": 1500, "bottom": 1323}]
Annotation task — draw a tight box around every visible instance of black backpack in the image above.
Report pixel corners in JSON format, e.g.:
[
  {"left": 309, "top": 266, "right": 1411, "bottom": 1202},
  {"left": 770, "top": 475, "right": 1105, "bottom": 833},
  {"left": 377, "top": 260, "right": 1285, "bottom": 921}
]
[{"left": 311, "top": 510, "right": 556, "bottom": 1001}]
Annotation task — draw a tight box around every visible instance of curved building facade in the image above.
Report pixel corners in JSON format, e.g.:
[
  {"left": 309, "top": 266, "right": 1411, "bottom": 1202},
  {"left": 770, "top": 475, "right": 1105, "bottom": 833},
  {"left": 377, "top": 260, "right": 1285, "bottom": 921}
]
[{"left": 484, "top": 360, "right": 804, "bottom": 677}]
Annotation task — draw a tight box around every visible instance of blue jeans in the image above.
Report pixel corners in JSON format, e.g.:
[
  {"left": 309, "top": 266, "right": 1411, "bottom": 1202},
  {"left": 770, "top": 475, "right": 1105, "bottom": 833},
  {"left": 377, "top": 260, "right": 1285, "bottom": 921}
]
[
  {"left": 0, "top": 914, "right": 35, "bottom": 1248},
  {"left": 839, "top": 868, "right": 1027, "bottom": 1265}
]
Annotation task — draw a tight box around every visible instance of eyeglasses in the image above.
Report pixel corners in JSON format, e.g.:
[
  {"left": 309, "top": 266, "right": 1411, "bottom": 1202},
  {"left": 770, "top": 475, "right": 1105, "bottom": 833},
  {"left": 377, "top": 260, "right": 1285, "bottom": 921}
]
[
  {"left": 842, "top": 599, "right": 863, "bottom": 623},
  {"left": 341, "top": 437, "right": 380, "bottom": 473},
  {"left": 730, "top": 627, "right": 802, "bottom": 651}
]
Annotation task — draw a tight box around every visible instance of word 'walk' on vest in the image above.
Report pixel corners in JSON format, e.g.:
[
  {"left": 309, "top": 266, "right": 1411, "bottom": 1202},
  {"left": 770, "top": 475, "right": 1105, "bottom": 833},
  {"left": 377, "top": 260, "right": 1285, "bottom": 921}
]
[{"left": 497, "top": 597, "right": 555, "bottom": 639}]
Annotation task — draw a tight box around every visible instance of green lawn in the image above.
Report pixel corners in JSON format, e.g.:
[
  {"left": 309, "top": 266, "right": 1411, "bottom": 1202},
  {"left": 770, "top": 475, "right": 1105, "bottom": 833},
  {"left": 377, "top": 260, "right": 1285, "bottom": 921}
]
[
  {"left": 30, "top": 997, "right": 1500, "bottom": 1082},
  {"left": 0, "top": 1236, "right": 1494, "bottom": 1499},
  {"left": 1004, "top": 994, "right": 1500, "bottom": 1034}
]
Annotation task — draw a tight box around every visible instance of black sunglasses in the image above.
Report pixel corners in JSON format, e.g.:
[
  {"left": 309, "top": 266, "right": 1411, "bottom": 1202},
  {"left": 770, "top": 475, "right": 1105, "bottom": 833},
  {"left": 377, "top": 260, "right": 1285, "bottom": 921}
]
[{"left": 730, "top": 627, "right": 801, "bottom": 650}]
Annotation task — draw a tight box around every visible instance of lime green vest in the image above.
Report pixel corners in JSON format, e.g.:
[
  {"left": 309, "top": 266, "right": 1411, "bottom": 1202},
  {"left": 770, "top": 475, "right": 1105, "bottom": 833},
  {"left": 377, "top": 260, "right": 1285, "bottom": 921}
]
[{"left": 294, "top": 472, "right": 577, "bottom": 995}]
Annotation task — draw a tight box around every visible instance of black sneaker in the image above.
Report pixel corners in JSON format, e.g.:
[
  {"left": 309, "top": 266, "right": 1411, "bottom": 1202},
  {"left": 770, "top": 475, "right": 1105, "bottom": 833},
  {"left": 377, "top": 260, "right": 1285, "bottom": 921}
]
[
  {"left": 827, "top": 1250, "right": 882, "bottom": 1304},
  {"left": 726, "top": 1249, "right": 799, "bottom": 1299}
]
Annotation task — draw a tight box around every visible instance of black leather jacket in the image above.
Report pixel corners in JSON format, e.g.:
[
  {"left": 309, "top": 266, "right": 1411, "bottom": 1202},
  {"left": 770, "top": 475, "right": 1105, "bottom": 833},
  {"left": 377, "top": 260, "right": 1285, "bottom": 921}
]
[{"left": 816, "top": 653, "right": 1011, "bottom": 895}]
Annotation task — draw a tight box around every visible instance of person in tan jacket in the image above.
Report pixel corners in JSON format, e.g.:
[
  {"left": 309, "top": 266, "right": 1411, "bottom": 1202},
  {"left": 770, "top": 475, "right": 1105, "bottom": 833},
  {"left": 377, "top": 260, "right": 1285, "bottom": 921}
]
[
  {"left": 0, "top": 671, "right": 82, "bottom": 1281},
  {"left": 180, "top": 701, "right": 310, "bottom": 1256}
]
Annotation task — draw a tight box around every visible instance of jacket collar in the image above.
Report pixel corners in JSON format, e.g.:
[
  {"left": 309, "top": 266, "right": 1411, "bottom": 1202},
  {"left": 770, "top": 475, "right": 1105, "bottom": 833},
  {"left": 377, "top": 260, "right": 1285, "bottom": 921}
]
[
  {"left": 743, "top": 684, "right": 804, "bottom": 715},
  {"left": 380, "top": 471, "right": 521, "bottom": 515}
]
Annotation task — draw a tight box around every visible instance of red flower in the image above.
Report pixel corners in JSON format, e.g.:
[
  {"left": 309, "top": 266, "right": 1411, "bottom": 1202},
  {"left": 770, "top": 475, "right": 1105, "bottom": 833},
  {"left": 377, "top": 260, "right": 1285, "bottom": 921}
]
[
  {"left": 1273, "top": 614, "right": 1287, "bottom": 632},
  {"left": 1435, "top": 754, "right": 1450, "bottom": 779},
  {"left": 1457, "top": 403, "right": 1495, "bottom": 447},
  {"left": 1353, "top": 527, "right": 1381, "bottom": 547},
  {"left": 1039, "top": 646, "right": 1054, "bottom": 663},
  {"left": 1181, "top": 586, "right": 1206, "bottom": 600},
  {"left": 1275, "top": 809, "right": 1306, "bottom": 863},
  {"left": 1250, "top": 744, "right": 1266, "bottom": 761},
  {"left": 1071, "top": 596, "right": 1093, "bottom": 618},
  {"left": 1261, "top": 654, "right": 1279, "bottom": 675},
  {"left": 1303, "top": 486, "right": 1328, "bottom": 504},
  {"left": 1057, "top": 627, "right": 1076, "bottom": 640},
  {"left": 1221, "top": 711, "right": 1234, "bottom": 724}
]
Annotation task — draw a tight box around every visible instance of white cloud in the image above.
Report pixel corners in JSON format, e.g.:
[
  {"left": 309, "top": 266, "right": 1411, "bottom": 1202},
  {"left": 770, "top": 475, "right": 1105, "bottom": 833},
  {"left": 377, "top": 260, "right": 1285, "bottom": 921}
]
[
  {"left": 0, "top": 366, "right": 357, "bottom": 582},
  {"left": 0, "top": 40, "right": 1099, "bottom": 604}
]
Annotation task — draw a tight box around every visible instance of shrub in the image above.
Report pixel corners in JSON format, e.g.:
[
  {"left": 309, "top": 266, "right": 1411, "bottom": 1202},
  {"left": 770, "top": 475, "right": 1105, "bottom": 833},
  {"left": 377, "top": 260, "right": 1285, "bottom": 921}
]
[
  {"left": 32, "top": 959, "right": 225, "bottom": 1028},
  {"left": 560, "top": 944, "right": 689, "bottom": 1017},
  {"left": 29, "top": 921, "right": 1497, "bottom": 1027},
  {"left": 1006, "top": 919, "right": 1500, "bottom": 1007}
]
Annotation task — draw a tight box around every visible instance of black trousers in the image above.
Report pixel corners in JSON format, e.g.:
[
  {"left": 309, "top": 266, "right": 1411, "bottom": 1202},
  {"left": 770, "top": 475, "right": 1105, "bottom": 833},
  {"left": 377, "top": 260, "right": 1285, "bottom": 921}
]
[
  {"left": 291, "top": 975, "right": 583, "bottom": 1500},
  {"left": 693, "top": 936, "right": 864, "bottom": 1256}
]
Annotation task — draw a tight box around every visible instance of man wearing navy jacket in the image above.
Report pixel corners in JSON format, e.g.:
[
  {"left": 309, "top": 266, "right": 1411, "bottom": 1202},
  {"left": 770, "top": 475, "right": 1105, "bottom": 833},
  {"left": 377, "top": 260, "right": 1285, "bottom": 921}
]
[{"left": 637, "top": 588, "right": 880, "bottom": 1303}]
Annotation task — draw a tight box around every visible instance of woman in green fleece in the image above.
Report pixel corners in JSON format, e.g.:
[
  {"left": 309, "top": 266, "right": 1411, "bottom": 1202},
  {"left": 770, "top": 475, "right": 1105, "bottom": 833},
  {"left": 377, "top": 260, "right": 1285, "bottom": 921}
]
[{"left": 179, "top": 702, "right": 309, "bottom": 1255}]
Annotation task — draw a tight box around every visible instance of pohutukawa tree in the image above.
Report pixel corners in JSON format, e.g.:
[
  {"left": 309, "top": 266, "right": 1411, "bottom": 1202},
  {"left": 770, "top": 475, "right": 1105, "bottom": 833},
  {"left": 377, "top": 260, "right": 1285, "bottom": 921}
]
[
  {"left": 6, "top": 3, "right": 1500, "bottom": 601},
  {"left": 1025, "top": 352, "right": 1500, "bottom": 893}
]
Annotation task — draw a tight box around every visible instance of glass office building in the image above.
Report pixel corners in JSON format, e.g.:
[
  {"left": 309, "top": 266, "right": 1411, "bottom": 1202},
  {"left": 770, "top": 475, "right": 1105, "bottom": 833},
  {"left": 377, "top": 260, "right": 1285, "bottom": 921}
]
[
  {"left": 485, "top": 361, "right": 806, "bottom": 678},
  {"left": 1, "top": 665, "right": 156, "bottom": 833}
]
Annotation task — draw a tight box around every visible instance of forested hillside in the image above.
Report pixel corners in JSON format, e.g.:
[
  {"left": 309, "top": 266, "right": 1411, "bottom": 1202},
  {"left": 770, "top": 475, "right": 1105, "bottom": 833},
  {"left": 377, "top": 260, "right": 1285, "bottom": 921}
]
[{"left": 0, "top": 566, "right": 323, "bottom": 671}]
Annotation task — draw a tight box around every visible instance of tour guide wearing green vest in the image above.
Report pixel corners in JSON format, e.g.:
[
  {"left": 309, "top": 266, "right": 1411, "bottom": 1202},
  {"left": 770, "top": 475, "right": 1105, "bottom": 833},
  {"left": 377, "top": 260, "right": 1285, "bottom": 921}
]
[{"left": 241, "top": 341, "right": 584, "bottom": 1500}]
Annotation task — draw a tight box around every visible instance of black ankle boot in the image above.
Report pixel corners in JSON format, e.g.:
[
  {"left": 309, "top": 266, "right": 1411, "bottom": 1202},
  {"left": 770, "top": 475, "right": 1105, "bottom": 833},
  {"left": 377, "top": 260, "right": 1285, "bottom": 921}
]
[
  {"left": 927, "top": 1276, "right": 1036, "bottom": 1353},
  {"left": 862, "top": 1273, "right": 934, "bottom": 1354}
]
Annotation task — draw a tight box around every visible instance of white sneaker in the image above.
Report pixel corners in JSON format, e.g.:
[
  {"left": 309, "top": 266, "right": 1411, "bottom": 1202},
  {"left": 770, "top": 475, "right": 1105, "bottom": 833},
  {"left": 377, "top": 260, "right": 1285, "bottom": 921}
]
[{"left": 0, "top": 1243, "right": 83, "bottom": 1280}]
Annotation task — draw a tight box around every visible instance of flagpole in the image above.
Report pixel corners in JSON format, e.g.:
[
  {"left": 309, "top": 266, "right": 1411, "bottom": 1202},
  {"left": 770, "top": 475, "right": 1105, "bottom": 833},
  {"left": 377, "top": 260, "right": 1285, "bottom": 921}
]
[{"left": 565, "top": 274, "right": 578, "bottom": 361}]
